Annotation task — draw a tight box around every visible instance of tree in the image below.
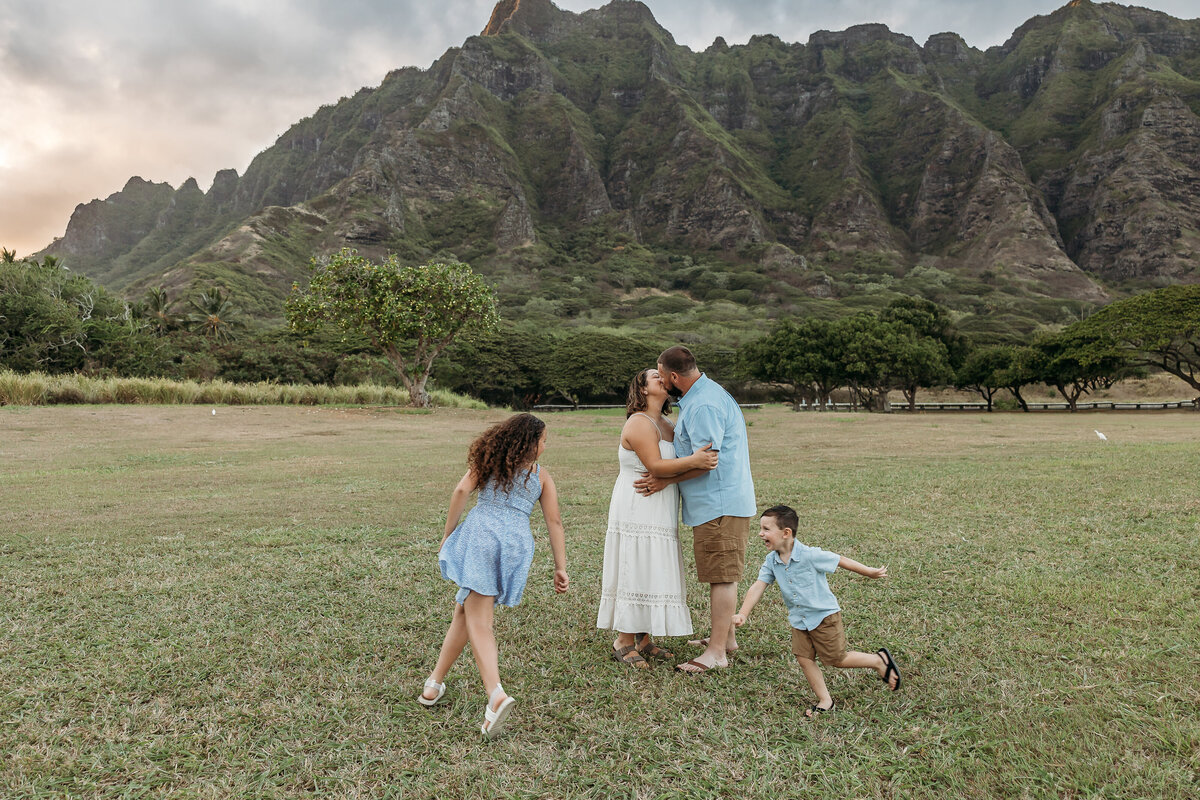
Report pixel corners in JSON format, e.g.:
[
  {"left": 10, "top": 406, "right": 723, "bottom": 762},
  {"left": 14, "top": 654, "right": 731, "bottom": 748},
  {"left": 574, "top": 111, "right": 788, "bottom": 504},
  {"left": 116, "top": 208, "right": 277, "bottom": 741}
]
[
  {"left": 955, "top": 344, "right": 1012, "bottom": 411},
  {"left": 834, "top": 313, "right": 952, "bottom": 411},
  {"left": 542, "top": 330, "right": 662, "bottom": 406},
  {"left": 881, "top": 297, "right": 968, "bottom": 370},
  {"left": 436, "top": 321, "right": 553, "bottom": 408},
  {"left": 286, "top": 248, "right": 499, "bottom": 408},
  {"left": 142, "top": 287, "right": 181, "bottom": 335},
  {"left": 1068, "top": 285, "right": 1200, "bottom": 394},
  {"left": 742, "top": 318, "right": 843, "bottom": 409},
  {"left": 993, "top": 345, "right": 1039, "bottom": 412},
  {"left": 188, "top": 287, "right": 238, "bottom": 341},
  {"left": 1034, "top": 328, "right": 1132, "bottom": 411}
]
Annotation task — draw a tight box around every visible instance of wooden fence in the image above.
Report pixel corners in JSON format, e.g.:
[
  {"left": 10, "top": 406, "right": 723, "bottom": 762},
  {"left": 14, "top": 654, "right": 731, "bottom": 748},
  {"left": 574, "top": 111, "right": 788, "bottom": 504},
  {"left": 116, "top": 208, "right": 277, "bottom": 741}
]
[{"left": 533, "top": 400, "right": 1197, "bottom": 413}]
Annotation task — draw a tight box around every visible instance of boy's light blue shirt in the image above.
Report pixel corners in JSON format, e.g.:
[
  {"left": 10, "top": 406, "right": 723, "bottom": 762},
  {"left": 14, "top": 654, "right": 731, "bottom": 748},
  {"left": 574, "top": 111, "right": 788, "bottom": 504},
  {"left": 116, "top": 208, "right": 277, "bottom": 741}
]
[
  {"left": 672, "top": 374, "right": 756, "bottom": 526},
  {"left": 757, "top": 543, "right": 841, "bottom": 631}
]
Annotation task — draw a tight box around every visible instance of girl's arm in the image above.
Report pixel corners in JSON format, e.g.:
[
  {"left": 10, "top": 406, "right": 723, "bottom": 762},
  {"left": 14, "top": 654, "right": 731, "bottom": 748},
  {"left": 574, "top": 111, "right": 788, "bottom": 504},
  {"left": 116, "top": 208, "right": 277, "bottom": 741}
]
[
  {"left": 838, "top": 555, "right": 887, "bottom": 580},
  {"left": 440, "top": 470, "right": 478, "bottom": 548},
  {"left": 538, "top": 468, "right": 570, "bottom": 593},
  {"left": 624, "top": 416, "right": 717, "bottom": 477},
  {"left": 732, "top": 581, "right": 769, "bottom": 626}
]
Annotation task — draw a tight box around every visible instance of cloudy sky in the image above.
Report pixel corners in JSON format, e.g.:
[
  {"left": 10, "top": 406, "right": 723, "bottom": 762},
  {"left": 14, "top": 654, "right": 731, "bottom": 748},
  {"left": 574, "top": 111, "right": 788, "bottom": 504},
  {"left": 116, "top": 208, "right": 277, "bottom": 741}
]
[{"left": 2, "top": 0, "right": 1196, "bottom": 256}]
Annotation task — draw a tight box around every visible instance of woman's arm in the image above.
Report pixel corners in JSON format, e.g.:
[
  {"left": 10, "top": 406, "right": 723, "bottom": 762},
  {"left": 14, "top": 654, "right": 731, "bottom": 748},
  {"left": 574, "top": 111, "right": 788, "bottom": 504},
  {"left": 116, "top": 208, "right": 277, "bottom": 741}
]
[
  {"left": 624, "top": 416, "right": 717, "bottom": 477},
  {"left": 538, "top": 468, "right": 570, "bottom": 593},
  {"left": 440, "top": 470, "right": 477, "bottom": 548}
]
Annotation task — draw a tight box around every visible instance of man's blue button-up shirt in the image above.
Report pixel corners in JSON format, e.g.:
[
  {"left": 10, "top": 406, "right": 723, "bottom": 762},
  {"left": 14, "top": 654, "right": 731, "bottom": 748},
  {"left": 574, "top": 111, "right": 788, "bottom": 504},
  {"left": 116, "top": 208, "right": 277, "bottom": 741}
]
[
  {"left": 757, "top": 544, "right": 841, "bottom": 631},
  {"left": 673, "top": 373, "right": 756, "bottom": 526}
]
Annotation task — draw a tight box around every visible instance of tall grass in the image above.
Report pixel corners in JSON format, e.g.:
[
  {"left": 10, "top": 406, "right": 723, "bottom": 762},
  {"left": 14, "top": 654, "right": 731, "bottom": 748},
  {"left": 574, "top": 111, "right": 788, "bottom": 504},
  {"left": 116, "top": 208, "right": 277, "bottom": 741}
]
[{"left": 0, "top": 369, "right": 486, "bottom": 408}]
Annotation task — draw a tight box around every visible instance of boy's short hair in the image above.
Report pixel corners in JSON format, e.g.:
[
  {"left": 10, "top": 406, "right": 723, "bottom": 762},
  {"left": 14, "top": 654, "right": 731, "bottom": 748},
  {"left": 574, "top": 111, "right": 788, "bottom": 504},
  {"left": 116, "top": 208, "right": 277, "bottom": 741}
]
[{"left": 761, "top": 505, "right": 798, "bottom": 535}]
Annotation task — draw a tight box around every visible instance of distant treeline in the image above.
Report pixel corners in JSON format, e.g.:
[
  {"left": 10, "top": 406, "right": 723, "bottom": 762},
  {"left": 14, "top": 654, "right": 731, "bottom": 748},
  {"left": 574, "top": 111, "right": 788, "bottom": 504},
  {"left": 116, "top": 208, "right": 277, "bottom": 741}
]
[{"left": 3, "top": 251, "right": 1198, "bottom": 411}]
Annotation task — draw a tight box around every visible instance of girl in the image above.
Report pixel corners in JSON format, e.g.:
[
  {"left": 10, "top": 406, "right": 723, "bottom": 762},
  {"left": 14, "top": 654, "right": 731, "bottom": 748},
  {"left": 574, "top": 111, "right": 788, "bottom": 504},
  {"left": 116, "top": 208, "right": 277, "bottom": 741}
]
[{"left": 418, "top": 413, "right": 569, "bottom": 739}]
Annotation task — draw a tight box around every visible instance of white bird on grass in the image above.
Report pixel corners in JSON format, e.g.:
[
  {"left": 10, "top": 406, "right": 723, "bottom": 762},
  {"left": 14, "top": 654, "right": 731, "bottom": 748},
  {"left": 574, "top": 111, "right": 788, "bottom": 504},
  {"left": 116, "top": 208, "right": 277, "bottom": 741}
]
[{"left": 1094, "top": 430, "right": 1107, "bottom": 441}]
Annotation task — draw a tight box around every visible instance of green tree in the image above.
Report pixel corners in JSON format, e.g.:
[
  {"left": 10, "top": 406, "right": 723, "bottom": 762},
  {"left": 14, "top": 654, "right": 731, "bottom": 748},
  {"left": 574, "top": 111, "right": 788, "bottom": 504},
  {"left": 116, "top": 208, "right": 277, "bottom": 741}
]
[
  {"left": 143, "top": 287, "right": 181, "bottom": 335},
  {"left": 188, "top": 287, "right": 238, "bottom": 341},
  {"left": 1034, "top": 329, "right": 1132, "bottom": 412},
  {"left": 955, "top": 344, "right": 1012, "bottom": 411},
  {"left": 542, "top": 330, "right": 662, "bottom": 406},
  {"left": 742, "top": 318, "right": 843, "bottom": 409},
  {"left": 1068, "top": 285, "right": 1200, "bottom": 394},
  {"left": 993, "top": 345, "right": 1039, "bottom": 412},
  {"left": 286, "top": 248, "right": 499, "bottom": 407},
  {"left": 436, "top": 321, "right": 553, "bottom": 408}
]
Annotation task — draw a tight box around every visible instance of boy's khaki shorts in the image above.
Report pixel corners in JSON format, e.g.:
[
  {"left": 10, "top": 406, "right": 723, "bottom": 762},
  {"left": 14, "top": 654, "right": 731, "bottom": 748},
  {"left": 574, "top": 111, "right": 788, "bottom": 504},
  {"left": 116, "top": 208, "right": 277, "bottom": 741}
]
[
  {"left": 791, "top": 612, "right": 848, "bottom": 663},
  {"left": 692, "top": 515, "right": 751, "bottom": 584}
]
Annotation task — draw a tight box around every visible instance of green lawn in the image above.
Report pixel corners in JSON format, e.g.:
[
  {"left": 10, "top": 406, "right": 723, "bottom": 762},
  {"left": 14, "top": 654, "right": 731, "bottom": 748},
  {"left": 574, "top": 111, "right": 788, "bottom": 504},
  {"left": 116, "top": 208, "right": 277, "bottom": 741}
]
[{"left": 2, "top": 406, "right": 1198, "bottom": 798}]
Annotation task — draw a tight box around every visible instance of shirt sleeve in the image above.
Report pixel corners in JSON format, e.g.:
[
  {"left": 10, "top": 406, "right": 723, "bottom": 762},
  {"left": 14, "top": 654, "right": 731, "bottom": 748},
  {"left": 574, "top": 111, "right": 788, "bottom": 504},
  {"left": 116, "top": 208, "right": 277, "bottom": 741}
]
[
  {"left": 685, "top": 404, "right": 726, "bottom": 451},
  {"left": 812, "top": 547, "right": 840, "bottom": 574},
  {"left": 757, "top": 557, "right": 776, "bottom": 584}
]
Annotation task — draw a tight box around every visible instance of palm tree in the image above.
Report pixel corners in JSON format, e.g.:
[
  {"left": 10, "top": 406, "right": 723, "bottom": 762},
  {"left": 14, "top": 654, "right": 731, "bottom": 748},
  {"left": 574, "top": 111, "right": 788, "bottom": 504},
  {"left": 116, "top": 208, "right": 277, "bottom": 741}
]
[
  {"left": 1, "top": 248, "right": 16, "bottom": 263},
  {"left": 188, "top": 287, "right": 238, "bottom": 341},
  {"left": 144, "top": 287, "right": 180, "bottom": 335}
]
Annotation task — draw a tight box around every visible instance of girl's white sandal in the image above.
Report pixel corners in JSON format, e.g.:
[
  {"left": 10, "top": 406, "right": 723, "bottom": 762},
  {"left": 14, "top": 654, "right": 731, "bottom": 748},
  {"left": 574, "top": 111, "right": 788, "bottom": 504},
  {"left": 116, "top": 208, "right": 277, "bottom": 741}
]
[
  {"left": 417, "top": 678, "right": 445, "bottom": 707},
  {"left": 481, "top": 685, "right": 515, "bottom": 738}
]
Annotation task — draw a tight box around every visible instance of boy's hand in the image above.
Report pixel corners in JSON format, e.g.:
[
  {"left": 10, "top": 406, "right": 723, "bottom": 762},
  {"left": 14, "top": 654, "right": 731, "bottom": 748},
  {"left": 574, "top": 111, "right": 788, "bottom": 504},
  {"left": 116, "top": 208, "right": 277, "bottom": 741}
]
[
  {"left": 732, "top": 613, "right": 747, "bottom": 627},
  {"left": 865, "top": 565, "right": 888, "bottom": 579},
  {"left": 553, "top": 569, "right": 570, "bottom": 593}
]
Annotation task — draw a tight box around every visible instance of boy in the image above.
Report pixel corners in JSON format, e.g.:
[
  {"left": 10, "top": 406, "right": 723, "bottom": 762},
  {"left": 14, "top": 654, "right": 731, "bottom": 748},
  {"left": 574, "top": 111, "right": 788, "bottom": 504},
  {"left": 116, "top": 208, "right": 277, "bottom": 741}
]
[{"left": 732, "top": 505, "right": 901, "bottom": 717}]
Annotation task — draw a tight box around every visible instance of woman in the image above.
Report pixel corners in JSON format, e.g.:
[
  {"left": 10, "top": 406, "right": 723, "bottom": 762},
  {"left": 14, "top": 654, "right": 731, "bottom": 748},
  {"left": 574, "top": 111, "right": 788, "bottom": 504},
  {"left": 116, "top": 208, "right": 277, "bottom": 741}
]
[{"left": 596, "top": 368, "right": 718, "bottom": 667}]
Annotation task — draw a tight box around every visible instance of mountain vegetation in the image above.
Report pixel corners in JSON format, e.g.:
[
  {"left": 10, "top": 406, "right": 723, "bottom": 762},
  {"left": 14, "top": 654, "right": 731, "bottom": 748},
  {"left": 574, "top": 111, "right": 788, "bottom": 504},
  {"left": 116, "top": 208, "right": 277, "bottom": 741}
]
[{"left": 34, "top": 0, "right": 1200, "bottom": 344}]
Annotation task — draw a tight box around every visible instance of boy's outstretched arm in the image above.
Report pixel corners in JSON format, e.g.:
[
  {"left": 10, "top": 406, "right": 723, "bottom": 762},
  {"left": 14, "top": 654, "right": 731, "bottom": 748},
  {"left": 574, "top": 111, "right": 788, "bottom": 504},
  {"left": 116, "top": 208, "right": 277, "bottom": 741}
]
[
  {"left": 539, "top": 469, "right": 570, "bottom": 593},
  {"left": 838, "top": 556, "right": 887, "bottom": 580},
  {"left": 732, "top": 580, "right": 768, "bottom": 626}
]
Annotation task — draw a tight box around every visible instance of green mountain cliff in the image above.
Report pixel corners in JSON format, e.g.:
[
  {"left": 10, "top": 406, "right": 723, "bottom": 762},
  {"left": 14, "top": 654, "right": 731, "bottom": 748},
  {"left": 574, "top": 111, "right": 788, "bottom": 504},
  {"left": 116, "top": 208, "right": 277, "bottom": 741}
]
[{"left": 40, "top": 0, "right": 1200, "bottom": 335}]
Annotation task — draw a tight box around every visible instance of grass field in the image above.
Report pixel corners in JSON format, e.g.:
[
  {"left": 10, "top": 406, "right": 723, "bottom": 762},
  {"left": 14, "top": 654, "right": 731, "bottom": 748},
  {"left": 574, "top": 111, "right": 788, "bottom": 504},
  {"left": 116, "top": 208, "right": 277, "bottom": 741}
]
[{"left": 2, "top": 405, "right": 1198, "bottom": 799}]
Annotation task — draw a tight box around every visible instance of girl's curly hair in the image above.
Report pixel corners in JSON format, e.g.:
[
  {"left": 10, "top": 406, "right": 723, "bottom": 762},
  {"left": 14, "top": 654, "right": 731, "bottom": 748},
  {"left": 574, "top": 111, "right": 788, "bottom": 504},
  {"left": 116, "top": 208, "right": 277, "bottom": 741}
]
[
  {"left": 467, "top": 413, "right": 546, "bottom": 492},
  {"left": 625, "top": 369, "right": 671, "bottom": 418}
]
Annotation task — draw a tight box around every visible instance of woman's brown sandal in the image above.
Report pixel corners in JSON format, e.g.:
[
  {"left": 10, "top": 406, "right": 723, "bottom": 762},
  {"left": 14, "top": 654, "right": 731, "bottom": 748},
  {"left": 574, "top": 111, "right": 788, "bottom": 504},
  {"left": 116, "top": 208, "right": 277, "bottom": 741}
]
[
  {"left": 611, "top": 644, "right": 650, "bottom": 669},
  {"left": 635, "top": 634, "right": 675, "bottom": 661}
]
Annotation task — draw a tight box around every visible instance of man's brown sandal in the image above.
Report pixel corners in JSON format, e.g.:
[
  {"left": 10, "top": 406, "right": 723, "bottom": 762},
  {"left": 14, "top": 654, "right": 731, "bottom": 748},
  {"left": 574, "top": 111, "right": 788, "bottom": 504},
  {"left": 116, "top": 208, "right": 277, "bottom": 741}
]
[
  {"left": 611, "top": 644, "right": 650, "bottom": 669},
  {"left": 636, "top": 634, "right": 675, "bottom": 661},
  {"left": 674, "top": 659, "right": 713, "bottom": 675}
]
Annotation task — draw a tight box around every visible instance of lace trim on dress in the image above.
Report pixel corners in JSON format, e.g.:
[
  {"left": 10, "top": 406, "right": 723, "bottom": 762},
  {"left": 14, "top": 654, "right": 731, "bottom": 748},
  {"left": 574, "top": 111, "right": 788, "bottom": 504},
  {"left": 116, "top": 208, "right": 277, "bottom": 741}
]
[
  {"left": 606, "top": 521, "right": 679, "bottom": 540},
  {"left": 600, "top": 590, "right": 690, "bottom": 607}
]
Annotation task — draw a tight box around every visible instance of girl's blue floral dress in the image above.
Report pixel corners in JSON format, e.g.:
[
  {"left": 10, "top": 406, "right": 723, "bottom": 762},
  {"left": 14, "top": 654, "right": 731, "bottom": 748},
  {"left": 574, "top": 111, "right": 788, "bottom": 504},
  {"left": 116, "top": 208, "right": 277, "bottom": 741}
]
[{"left": 439, "top": 465, "right": 542, "bottom": 606}]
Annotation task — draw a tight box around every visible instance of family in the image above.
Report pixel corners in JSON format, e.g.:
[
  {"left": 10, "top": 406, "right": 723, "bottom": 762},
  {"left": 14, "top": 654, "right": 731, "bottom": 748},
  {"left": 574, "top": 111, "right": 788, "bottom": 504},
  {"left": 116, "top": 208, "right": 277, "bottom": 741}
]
[{"left": 419, "top": 345, "right": 901, "bottom": 738}]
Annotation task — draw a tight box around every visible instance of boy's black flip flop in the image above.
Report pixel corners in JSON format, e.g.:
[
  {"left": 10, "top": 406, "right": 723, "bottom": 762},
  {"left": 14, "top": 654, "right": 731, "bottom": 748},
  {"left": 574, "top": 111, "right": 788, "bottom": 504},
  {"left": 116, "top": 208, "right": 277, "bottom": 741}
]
[{"left": 877, "top": 648, "right": 901, "bottom": 691}]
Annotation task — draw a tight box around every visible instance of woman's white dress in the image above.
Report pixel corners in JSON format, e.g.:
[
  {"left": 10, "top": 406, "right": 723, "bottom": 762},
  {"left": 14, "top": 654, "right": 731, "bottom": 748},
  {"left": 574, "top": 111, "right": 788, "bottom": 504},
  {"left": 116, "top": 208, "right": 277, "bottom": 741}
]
[{"left": 596, "top": 427, "right": 693, "bottom": 636}]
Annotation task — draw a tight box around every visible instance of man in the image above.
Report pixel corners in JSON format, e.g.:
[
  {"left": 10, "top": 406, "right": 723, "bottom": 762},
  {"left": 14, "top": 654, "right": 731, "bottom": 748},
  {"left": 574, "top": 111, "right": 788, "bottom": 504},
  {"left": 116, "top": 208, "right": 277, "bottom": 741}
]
[{"left": 636, "top": 345, "right": 756, "bottom": 674}]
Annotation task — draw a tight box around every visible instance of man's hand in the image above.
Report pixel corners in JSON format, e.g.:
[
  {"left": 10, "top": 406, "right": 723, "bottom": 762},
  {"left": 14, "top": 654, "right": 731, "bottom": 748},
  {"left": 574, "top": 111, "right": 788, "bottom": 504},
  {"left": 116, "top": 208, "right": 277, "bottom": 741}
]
[
  {"left": 554, "top": 569, "right": 570, "bottom": 593},
  {"left": 634, "top": 472, "right": 668, "bottom": 496}
]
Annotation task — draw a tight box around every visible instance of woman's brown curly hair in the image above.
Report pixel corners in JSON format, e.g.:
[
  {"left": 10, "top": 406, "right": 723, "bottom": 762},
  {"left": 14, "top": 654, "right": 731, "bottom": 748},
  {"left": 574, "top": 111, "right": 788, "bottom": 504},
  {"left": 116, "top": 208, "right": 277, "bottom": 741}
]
[
  {"left": 467, "top": 413, "right": 546, "bottom": 492},
  {"left": 625, "top": 369, "right": 671, "bottom": 418}
]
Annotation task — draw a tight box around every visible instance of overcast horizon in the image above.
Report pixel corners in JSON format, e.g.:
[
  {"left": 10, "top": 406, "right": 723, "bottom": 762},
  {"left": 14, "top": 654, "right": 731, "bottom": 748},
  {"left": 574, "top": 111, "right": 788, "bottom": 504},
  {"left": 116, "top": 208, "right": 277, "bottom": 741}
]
[{"left": 2, "top": 0, "right": 1197, "bottom": 256}]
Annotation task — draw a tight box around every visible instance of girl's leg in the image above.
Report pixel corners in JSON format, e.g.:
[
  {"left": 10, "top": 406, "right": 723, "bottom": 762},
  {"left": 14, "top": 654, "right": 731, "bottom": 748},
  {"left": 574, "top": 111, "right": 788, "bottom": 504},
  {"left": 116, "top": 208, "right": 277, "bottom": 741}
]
[
  {"left": 462, "top": 591, "right": 505, "bottom": 707},
  {"left": 422, "top": 602, "right": 469, "bottom": 701},
  {"left": 797, "top": 655, "right": 833, "bottom": 710}
]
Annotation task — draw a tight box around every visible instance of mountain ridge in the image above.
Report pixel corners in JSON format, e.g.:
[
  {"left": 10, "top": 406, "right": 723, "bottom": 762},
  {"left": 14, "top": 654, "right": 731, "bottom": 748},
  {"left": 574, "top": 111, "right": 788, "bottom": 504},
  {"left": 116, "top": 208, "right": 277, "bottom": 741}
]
[{"left": 40, "top": 0, "right": 1200, "bottom": 334}]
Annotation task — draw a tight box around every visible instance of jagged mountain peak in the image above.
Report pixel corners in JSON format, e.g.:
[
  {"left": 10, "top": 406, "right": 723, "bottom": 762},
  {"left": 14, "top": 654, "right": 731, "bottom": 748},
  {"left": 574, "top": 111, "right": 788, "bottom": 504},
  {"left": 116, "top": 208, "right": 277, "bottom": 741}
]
[
  {"left": 481, "top": 0, "right": 569, "bottom": 38},
  {"left": 40, "top": 2, "right": 1200, "bottom": 334}
]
